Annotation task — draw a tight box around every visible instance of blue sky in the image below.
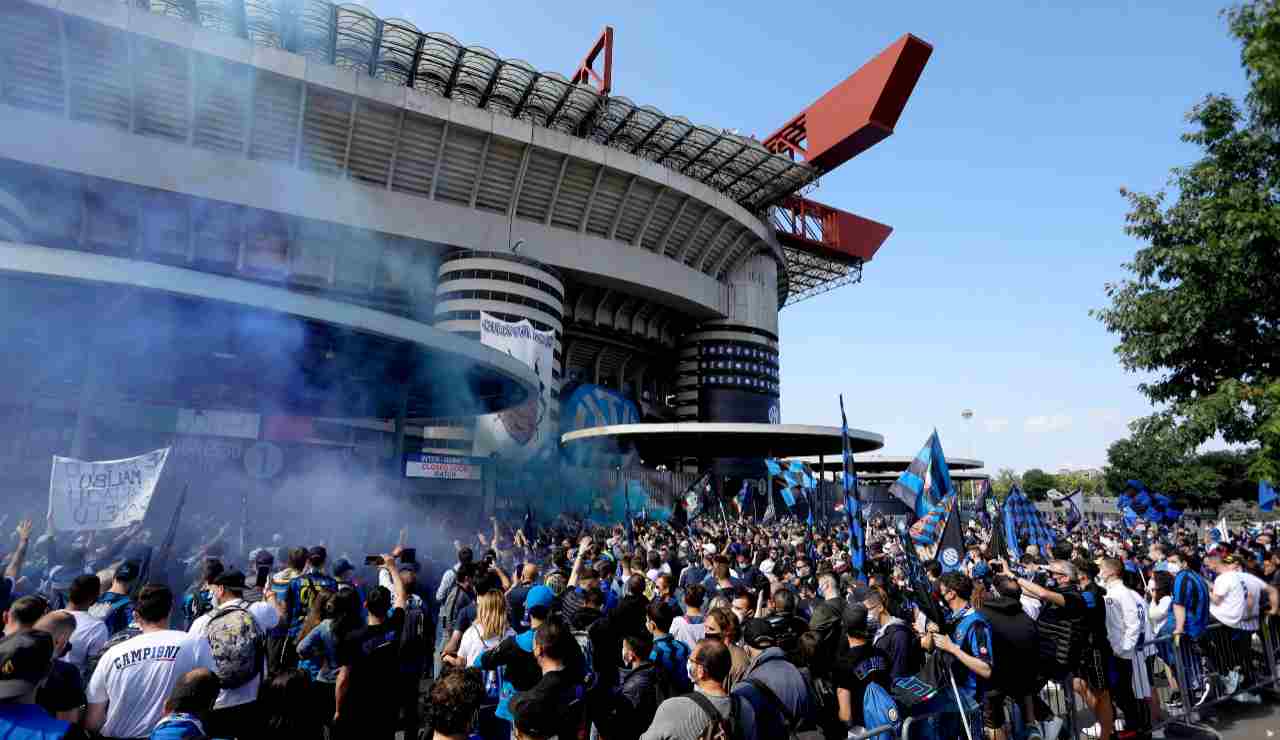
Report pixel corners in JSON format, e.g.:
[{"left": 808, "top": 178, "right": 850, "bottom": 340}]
[{"left": 364, "top": 0, "right": 1247, "bottom": 474}]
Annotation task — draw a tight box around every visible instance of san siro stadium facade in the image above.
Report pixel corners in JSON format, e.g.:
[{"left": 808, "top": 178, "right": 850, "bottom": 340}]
[{"left": 0, "top": 0, "right": 930, "bottom": 522}]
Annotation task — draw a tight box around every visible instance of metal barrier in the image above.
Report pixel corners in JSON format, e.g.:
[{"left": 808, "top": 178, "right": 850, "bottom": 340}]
[{"left": 893, "top": 620, "right": 1278, "bottom": 740}]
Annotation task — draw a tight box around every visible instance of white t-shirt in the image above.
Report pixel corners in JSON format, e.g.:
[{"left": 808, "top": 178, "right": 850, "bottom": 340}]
[
  {"left": 1211, "top": 570, "right": 1267, "bottom": 630},
  {"left": 1210, "top": 571, "right": 1250, "bottom": 627},
  {"left": 670, "top": 615, "right": 706, "bottom": 651},
  {"left": 88, "top": 629, "right": 216, "bottom": 739},
  {"left": 64, "top": 610, "right": 109, "bottom": 680},
  {"left": 458, "top": 623, "right": 512, "bottom": 667},
  {"left": 189, "top": 599, "right": 280, "bottom": 708}
]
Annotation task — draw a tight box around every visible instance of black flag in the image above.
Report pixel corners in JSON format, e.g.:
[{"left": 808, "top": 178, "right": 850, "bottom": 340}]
[{"left": 935, "top": 498, "right": 965, "bottom": 573}]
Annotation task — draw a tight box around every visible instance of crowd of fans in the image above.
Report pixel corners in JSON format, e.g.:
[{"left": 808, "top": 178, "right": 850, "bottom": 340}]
[{"left": 0, "top": 503, "right": 1278, "bottom": 740}]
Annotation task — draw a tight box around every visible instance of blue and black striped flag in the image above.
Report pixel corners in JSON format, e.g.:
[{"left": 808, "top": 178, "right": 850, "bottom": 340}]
[
  {"left": 889, "top": 430, "right": 955, "bottom": 520},
  {"left": 840, "top": 395, "right": 865, "bottom": 576},
  {"left": 893, "top": 431, "right": 956, "bottom": 551}
]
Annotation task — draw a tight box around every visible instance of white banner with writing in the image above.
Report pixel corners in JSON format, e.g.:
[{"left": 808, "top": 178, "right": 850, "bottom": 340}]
[
  {"left": 475, "top": 312, "right": 555, "bottom": 462},
  {"left": 48, "top": 448, "right": 171, "bottom": 532}
]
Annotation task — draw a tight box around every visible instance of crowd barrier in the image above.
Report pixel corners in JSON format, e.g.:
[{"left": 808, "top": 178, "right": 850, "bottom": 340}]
[{"left": 892, "top": 616, "right": 1280, "bottom": 740}]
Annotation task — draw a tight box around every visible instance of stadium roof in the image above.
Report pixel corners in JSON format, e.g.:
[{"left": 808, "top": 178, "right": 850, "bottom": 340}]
[
  {"left": 133, "top": 0, "right": 818, "bottom": 213},
  {"left": 560, "top": 422, "right": 884, "bottom": 459},
  {"left": 787, "top": 454, "right": 985, "bottom": 473}
]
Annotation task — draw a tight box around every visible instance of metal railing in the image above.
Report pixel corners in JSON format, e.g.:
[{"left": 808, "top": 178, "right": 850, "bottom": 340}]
[{"left": 893, "top": 616, "right": 1280, "bottom": 740}]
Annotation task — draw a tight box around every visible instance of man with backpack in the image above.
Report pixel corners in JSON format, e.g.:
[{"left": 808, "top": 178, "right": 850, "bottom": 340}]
[
  {"left": 265, "top": 547, "right": 304, "bottom": 672},
  {"left": 285, "top": 547, "right": 338, "bottom": 644},
  {"left": 89, "top": 561, "right": 139, "bottom": 637},
  {"left": 181, "top": 560, "right": 223, "bottom": 632},
  {"left": 834, "top": 605, "right": 896, "bottom": 738},
  {"left": 731, "top": 618, "right": 812, "bottom": 740},
  {"left": 641, "top": 638, "right": 756, "bottom": 740},
  {"left": 187, "top": 569, "right": 280, "bottom": 739},
  {"left": 438, "top": 563, "right": 478, "bottom": 677}
]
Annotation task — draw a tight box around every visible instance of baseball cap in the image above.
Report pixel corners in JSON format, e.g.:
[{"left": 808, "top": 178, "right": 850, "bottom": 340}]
[
  {"left": 307, "top": 546, "right": 328, "bottom": 562},
  {"left": 212, "top": 569, "right": 247, "bottom": 591},
  {"left": 525, "top": 585, "right": 555, "bottom": 611},
  {"left": 0, "top": 630, "right": 55, "bottom": 700},
  {"left": 254, "top": 549, "right": 275, "bottom": 567},
  {"left": 333, "top": 558, "right": 354, "bottom": 577},
  {"left": 759, "top": 559, "right": 775, "bottom": 576},
  {"left": 742, "top": 618, "right": 775, "bottom": 650},
  {"left": 843, "top": 604, "right": 871, "bottom": 638},
  {"left": 114, "top": 560, "right": 140, "bottom": 583},
  {"left": 702, "top": 543, "right": 718, "bottom": 556}
]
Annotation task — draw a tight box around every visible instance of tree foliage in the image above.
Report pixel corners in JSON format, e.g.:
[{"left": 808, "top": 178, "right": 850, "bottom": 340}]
[
  {"left": 1103, "top": 414, "right": 1257, "bottom": 505},
  {"left": 992, "top": 468, "right": 1021, "bottom": 498},
  {"left": 1092, "top": 1, "right": 1280, "bottom": 481},
  {"left": 1021, "top": 468, "right": 1057, "bottom": 500}
]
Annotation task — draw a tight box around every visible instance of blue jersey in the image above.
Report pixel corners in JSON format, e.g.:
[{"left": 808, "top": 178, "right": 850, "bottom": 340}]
[
  {"left": 1168, "top": 571, "right": 1210, "bottom": 639},
  {"left": 286, "top": 572, "right": 338, "bottom": 638},
  {"left": 650, "top": 634, "right": 692, "bottom": 693},
  {"left": 948, "top": 606, "right": 993, "bottom": 698},
  {"left": 88, "top": 591, "right": 134, "bottom": 636}
]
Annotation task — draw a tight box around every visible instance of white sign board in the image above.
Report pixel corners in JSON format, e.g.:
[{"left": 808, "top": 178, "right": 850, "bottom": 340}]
[
  {"left": 475, "top": 312, "right": 556, "bottom": 462},
  {"left": 48, "top": 448, "right": 170, "bottom": 532},
  {"left": 404, "top": 453, "right": 482, "bottom": 480}
]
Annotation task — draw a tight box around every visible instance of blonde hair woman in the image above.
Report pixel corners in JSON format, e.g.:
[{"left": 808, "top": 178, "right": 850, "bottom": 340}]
[{"left": 448, "top": 590, "right": 514, "bottom": 668}]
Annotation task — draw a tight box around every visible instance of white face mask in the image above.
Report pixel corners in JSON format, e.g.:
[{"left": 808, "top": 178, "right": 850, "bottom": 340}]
[{"left": 1167, "top": 563, "right": 1182, "bottom": 574}]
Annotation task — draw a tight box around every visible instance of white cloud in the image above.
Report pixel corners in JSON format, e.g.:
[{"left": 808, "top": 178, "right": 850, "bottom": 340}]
[
  {"left": 1025, "top": 414, "right": 1073, "bottom": 433},
  {"left": 983, "top": 417, "right": 1010, "bottom": 433}
]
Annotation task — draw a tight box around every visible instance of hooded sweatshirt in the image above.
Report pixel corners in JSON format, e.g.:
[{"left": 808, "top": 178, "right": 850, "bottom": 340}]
[{"left": 978, "top": 595, "right": 1039, "bottom": 695}]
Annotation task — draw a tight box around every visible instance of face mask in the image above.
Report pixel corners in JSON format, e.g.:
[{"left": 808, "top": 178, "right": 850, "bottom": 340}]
[
  {"left": 1167, "top": 563, "right": 1182, "bottom": 574},
  {"left": 686, "top": 660, "right": 699, "bottom": 683}
]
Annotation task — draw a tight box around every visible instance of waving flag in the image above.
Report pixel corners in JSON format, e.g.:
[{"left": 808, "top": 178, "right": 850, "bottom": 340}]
[
  {"left": 1048, "top": 488, "right": 1084, "bottom": 532},
  {"left": 974, "top": 478, "right": 992, "bottom": 529},
  {"left": 935, "top": 498, "right": 965, "bottom": 572},
  {"left": 765, "top": 458, "right": 783, "bottom": 478},
  {"left": 523, "top": 503, "right": 536, "bottom": 544},
  {"left": 897, "top": 520, "right": 945, "bottom": 627},
  {"left": 840, "top": 395, "right": 865, "bottom": 575},
  {"left": 780, "top": 485, "right": 797, "bottom": 509},
  {"left": 621, "top": 476, "right": 637, "bottom": 550},
  {"left": 1261, "top": 481, "right": 1278, "bottom": 512},
  {"left": 889, "top": 431, "right": 956, "bottom": 518},
  {"left": 1004, "top": 486, "right": 1055, "bottom": 556}
]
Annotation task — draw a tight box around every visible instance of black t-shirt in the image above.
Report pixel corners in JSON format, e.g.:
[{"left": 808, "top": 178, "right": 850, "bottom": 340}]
[
  {"left": 336, "top": 611, "right": 406, "bottom": 720},
  {"left": 38, "top": 659, "right": 86, "bottom": 714},
  {"left": 455, "top": 602, "right": 478, "bottom": 636},
  {"left": 511, "top": 668, "right": 584, "bottom": 740},
  {"left": 833, "top": 643, "right": 892, "bottom": 728}
]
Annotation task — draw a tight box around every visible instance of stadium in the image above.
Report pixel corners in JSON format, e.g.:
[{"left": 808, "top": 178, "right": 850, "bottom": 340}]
[{"left": 0, "top": 0, "right": 931, "bottom": 522}]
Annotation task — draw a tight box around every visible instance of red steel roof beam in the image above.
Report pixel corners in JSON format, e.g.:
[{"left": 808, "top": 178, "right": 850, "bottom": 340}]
[
  {"left": 571, "top": 26, "right": 614, "bottom": 94},
  {"left": 775, "top": 196, "right": 893, "bottom": 263},
  {"left": 763, "top": 33, "right": 932, "bottom": 174}
]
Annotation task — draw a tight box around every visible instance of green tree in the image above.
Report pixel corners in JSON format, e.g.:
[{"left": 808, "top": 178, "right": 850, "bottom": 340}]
[
  {"left": 1092, "top": 1, "right": 1280, "bottom": 481},
  {"left": 1021, "top": 468, "right": 1057, "bottom": 500},
  {"left": 992, "top": 467, "right": 1020, "bottom": 497},
  {"left": 1103, "top": 415, "right": 1258, "bottom": 505}
]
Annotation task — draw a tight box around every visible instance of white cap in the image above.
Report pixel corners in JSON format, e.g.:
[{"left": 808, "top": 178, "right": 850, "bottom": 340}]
[
  {"left": 760, "top": 559, "right": 775, "bottom": 575},
  {"left": 702, "top": 543, "right": 718, "bottom": 555}
]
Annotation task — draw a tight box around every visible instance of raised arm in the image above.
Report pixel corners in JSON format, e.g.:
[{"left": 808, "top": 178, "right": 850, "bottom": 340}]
[{"left": 5, "top": 520, "right": 33, "bottom": 580}]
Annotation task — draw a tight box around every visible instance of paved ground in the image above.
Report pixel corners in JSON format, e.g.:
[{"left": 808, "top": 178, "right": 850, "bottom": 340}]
[{"left": 1185, "top": 695, "right": 1280, "bottom": 739}]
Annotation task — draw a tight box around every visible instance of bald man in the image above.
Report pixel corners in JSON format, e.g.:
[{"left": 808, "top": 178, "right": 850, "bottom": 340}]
[
  {"left": 507, "top": 563, "right": 540, "bottom": 628},
  {"left": 34, "top": 610, "right": 87, "bottom": 725}
]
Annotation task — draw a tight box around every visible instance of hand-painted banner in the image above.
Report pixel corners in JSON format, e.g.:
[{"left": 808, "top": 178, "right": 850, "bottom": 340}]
[
  {"left": 48, "top": 448, "right": 170, "bottom": 532},
  {"left": 475, "top": 312, "right": 556, "bottom": 462}
]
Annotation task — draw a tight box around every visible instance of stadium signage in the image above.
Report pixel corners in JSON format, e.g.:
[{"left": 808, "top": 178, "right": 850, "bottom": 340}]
[{"left": 404, "top": 453, "right": 482, "bottom": 480}]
